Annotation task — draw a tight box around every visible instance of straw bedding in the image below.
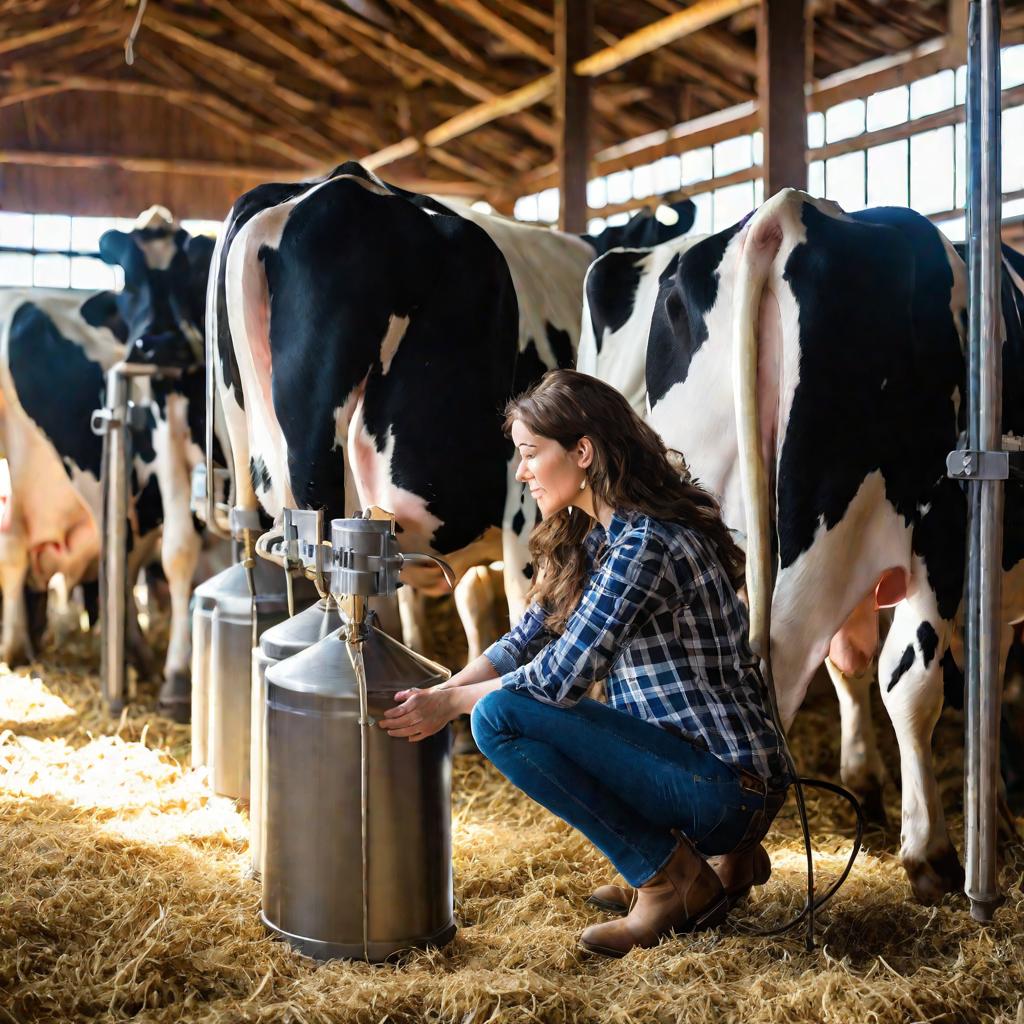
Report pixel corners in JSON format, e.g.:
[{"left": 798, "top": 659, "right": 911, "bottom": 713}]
[{"left": 1, "top": 614, "right": 1023, "bottom": 1024}]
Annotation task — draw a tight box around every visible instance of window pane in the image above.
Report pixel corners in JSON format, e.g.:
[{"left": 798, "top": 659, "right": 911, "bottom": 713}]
[
  {"left": 70, "top": 256, "right": 115, "bottom": 290},
  {"left": 712, "top": 181, "right": 755, "bottom": 232},
  {"left": 867, "top": 140, "right": 909, "bottom": 207},
  {"left": 587, "top": 177, "right": 607, "bottom": 209},
  {"left": 825, "top": 99, "right": 865, "bottom": 143},
  {"left": 587, "top": 217, "right": 606, "bottom": 236},
  {"left": 955, "top": 65, "right": 967, "bottom": 104},
  {"left": 70, "top": 216, "right": 114, "bottom": 253},
  {"left": 690, "top": 192, "right": 712, "bottom": 234},
  {"left": 910, "top": 70, "right": 954, "bottom": 119},
  {"left": 605, "top": 211, "right": 630, "bottom": 228},
  {"left": 754, "top": 177, "right": 764, "bottom": 206},
  {"left": 653, "top": 156, "right": 681, "bottom": 194},
  {"left": 910, "top": 127, "right": 954, "bottom": 214},
  {"left": 34, "top": 215, "right": 71, "bottom": 252},
  {"left": 713, "top": 135, "right": 752, "bottom": 176},
  {"left": 681, "top": 147, "right": 712, "bottom": 185},
  {"left": 513, "top": 195, "right": 538, "bottom": 221},
  {"left": 0, "top": 212, "right": 33, "bottom": 248},
  {"left": 606, "top": 170, "right": 632, "bottom": 205},
  {"left": 0, "top": 253, "right": 32, "bottom": 286},
  {"left": 33, "top": 253, "right": 71, "bottom": 288},
  {"left": 955, "top": 122, "right": 967, "bottom": 208},
  {"left": 807, "top": 112, "right": 825, "bottom": 148},
  {"left": 936, "top": 216, "right": 966, "bottom": 243},
  {"left": 867, "top": 85, "right": 909, "bottom": 131},
  {"left": 825, "top": 151, "right": 866, "bottom": 211},
  {"left": 752, "top": 131, "right": 763, "bottom": 165},
  {"left": 536, "top": 187, "right": 559, "bottom": 223},
  {"left": 808, "top": 160, "right": 825, "bottom": 197},
  {"left": 470, "top": 200, "right": 493, "bottom": 215},
  {"left": 180, "top": 218, "right": 220, "bottom": 237},
  {"left": 632, "top": 163, "right": 655, "bottom": 200},
  {"left": 1004, "top": 44, "right": 1024, "bottom": 89},
  {"left": 113, "top": 266, "right": 125, "bottom": 290},
  {"left": 1003, "top": 105, "right": 1024, "bottom": 192}
]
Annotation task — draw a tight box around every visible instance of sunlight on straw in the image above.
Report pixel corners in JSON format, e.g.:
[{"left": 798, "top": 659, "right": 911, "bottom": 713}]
[{"left": 0, "top": 666, "right": 75, "bottom": 726}]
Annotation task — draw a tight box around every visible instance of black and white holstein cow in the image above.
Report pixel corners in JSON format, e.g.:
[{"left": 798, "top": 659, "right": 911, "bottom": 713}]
[
  {"left": 583, "top": 188, "right": 1024, "bottom": 904},
  {"left": 0, "top": 207, "right": 219, "bottom": 717},
  {"left": 210, "top": 161, "right": 695, "bottom": 657}
]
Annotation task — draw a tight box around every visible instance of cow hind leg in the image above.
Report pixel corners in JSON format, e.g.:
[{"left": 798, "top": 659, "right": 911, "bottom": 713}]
[
  {"left": 827, "top": 595, "right": 888, "bottom": 826},
  {"left": 878, "top": 588, "right": 963, "bottom": 904}
]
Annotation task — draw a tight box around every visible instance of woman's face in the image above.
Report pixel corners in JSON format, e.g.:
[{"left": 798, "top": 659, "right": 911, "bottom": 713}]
[{"left": 511, "top": 419, "right": 586, "bottom": 519}]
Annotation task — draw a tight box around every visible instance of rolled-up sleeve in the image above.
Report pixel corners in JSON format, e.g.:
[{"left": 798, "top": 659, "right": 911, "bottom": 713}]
[
  {"left": 483, "top": 601, "right": 549, "bottom": 675},
  {"left": 500, "top": 526, "right": 670, "bottom": 707}
]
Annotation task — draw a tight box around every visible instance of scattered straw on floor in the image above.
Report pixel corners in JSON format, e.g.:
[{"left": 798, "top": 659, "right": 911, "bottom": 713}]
[{"left": 1, "top": 621, "right": 1023, "bottom": 1024}]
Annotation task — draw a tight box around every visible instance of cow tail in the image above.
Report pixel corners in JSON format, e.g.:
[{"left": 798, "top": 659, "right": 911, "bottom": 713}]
[{"left": 731, "top": 199, "right": 785, "bottom": 658}]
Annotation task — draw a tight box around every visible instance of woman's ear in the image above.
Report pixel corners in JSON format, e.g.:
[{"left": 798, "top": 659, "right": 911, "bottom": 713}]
[{"left": 576, "top": 436, "right": 594, "bottom": 469}]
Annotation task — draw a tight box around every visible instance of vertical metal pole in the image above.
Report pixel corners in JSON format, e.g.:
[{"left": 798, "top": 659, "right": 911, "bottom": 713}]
[
  {"left": 99, "top": 366, "right": 131, "bottom": 715},
  {"left": 964, "top": 0, "right": 1005, "bottom": 924}
]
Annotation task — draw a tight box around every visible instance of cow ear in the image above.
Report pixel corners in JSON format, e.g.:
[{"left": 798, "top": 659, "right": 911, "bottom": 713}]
[
  {"left": 671, "top": 199, "right": 697, "bottom": 235},
  {"left": 80, "top": 291, "right": 128, "bottom": 342},
  {"left": 98, "top": 229, "right": 132, "bottom": 266}
]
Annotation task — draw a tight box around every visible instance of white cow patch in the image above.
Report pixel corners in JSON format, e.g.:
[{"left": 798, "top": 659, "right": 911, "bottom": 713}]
[{"left": 379, "top": 314, "right": 410, "bottom": 376}]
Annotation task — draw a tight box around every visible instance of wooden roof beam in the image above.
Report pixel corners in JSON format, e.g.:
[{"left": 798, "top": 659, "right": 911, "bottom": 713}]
[
  {"left": 439, "top": 0, "right": 553, "bottom": 66},
  {"left": 0, "top": 17, "right": 89, "bottom": 56},
  {"left": 203, "top": 0, "right": 358, "bottom": 95},
  {"left": 363, "top": 0, "right": 757, "bottom": 170}
]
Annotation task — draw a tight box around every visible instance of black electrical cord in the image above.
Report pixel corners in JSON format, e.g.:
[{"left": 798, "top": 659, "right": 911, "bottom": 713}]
[{"left": 739, "top": 655, "right": 865, "bottom": 949}]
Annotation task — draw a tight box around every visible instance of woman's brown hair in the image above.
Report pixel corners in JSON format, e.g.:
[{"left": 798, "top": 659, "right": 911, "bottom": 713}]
[{"left": 505, "top": 368, "right": 745, "bottom": 634}]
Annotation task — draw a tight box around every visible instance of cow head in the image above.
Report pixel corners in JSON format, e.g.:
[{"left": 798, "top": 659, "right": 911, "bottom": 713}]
[{"left": 98, "top": 206, "right": 215, "bottom": 368}]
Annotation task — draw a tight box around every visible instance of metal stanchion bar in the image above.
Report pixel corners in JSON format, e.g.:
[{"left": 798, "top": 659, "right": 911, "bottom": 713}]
[
  {"left": 963, "top": 0, "right": 1005, "bottom": 923},
  {"left": 91, "top": 362, "right": 162, "bottom": 716}
]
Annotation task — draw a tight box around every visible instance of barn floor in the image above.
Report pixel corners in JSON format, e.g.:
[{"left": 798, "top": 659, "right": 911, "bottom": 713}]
[{"left": 1, "top": 620, "right": 1024, "bottom": 1024}]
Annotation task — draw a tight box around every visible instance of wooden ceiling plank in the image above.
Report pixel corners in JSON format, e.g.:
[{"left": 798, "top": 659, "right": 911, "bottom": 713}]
[
  {"left": 438, "top": 0, "right": 553, "bottom": 66},
  {"left": 143, "top": 14, "right": 320, "bottom": 114},
  {"left": 575, "top": 0, "right": 759, "bottom": 78},
  {"left": 0, "top": 148, "right": 302, "bottom": 179},
  {"left": 427, "top": 145, "right": 500, "bottom": 185},
  {"left": 204, "top": 0, "right": 358, "bottom": 95},
  {"left": 0, "top": 16, "right": 89, "bottom": 56},
  {"left": 387, "top": 0, "right": 488, "bottom": 71},
  {"left": 489, "top": 0, "right": 553, "bottom": 34}
]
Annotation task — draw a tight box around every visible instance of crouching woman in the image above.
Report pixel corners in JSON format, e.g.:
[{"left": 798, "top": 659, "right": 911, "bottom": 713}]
[{"left": 379, "top": 369, "right": 789, "bottom": 958}]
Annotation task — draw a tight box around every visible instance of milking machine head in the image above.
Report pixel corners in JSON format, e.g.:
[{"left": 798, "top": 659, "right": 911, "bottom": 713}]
[{"left": 256, "top": 507, "right": 456, "bottom": 639}]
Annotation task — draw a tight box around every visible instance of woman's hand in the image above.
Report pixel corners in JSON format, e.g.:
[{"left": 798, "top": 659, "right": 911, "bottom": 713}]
[{"left": 378, "top": 685, "right": 461, "bottom": 742}]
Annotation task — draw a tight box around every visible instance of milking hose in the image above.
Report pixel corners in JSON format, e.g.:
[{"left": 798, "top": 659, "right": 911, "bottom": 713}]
[{"left": 736, "top": 652, "right": 865, "bottom": 949}]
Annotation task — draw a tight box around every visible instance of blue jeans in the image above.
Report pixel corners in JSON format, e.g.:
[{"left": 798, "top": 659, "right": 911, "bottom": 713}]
[{"left": 471, "top": 687, "right": 770, "bottom": 887}]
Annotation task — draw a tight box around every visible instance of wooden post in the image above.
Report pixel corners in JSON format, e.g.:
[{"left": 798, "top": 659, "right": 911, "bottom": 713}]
[
  {"left": 759, "top": 0, "right": 807, "bottom": 197},
  {"left": 556, "top": 0, "right": 591, "bottom": 233}
]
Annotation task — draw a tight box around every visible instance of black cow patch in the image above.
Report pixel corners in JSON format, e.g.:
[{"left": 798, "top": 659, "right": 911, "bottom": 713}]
[
  {"left": 917, "top": 621, "right": 939, "bottom": 667},
  {"left": 778, "top": 204, "right": 965, "bottom": 620},
  {"left": 512, "top": 338, "right": 548, "bottom": 401},
  {"left": 8, "top": 303, "right": 105, "bottom": 479},
  {"left": 545, "top": 322, "right": 573, "bottom": 369},
  {"left": 887, "top": 643, "right": 916, "bottom": 692},
  {"left": 522, "top": 563, "right": 534, "bottom": 580},
  {"left": 647, "top": 222, "right": 742, "bottom": 408},
  {"left": 79, "top": 291, "right": 128, "bottom": 343},
  {"left": 585, "top": 250, "right": 645, "bottom": 355},
  {"left": 584, "top": 199, "right": 696, "bottom": 256}
]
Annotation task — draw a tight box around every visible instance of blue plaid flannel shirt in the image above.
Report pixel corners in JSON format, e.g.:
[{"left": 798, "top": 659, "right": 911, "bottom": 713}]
[{"left": 484, "top": 509, "right": 790, "bottom": 787}]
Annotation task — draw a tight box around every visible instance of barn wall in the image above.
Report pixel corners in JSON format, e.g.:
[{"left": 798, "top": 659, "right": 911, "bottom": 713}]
[{"left": 0, "top": 91, "right": 313, "bottom": 220}]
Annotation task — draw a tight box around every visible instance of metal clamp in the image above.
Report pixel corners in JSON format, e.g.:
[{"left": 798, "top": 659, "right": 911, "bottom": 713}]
[{"left": 947, "top": 436, "right": 1024, "bottom": 481}]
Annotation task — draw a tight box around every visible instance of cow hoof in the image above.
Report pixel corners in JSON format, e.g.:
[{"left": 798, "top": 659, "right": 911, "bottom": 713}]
[
  {"left": 158, "top": 671, "right": 191, "bottom": 724},
  {"left": 1, "top": 644, "right": 30, "bottom": 669},
  {"left": 904, "top": 843, "right": 965, "bottom": 904}
]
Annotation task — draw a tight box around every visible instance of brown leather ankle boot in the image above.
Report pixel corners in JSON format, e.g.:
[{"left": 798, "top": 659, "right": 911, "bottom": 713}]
[
  {"left": 587, "top": 843, "right": 772, "bottom": 916},
  {"left": 578, "top": 837, "right": 728, "bottom": 958}
]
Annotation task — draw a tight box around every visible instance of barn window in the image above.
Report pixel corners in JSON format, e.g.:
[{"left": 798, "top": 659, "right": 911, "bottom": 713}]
[
  {"left": 825, "top": 151, "right": 867, "bottom": 211},
  {"left": 690, "top": 193, "right": 713, "bottom": 234},
  {"left": 681, "top": 146, "right": 712, "bottom": 186},
  {"left": 713, "top": 181, "right": 755, "bottom": 231},
  {"left": 587, "top": 177, "right": 608, "bottom": 209},
  {"left": 1003, "top": 44, "right": 1024, "bottom": 88},
  {"left": 867, "top": 140, "right": 909, "bottom": 208},
  {"left": 825, "top": 99, "right": 865, "bottom": 144},
  {"left": 910, "top": 71, "right": 954, "bottom": 119},
  {"left": 653, "top": 156, "right": 682, "bottom": 194},
  {"left": 910, "top": 127, "right": 955, "bottom": 215},
  {"left": 1002, "top": 105, "right": 1024, "bottom": 193},
  {"left": 0, "top": 212, "right": 122, "bottom": 290},
  {"left": 632, "top": 163, "right": 655, "bottom": 199},
  {"left": 713, "top": 135, "right": 753, "bottom": 176},
  {"left": 807, "top": 112, "right": 825, "bottom": 148},
  {"left": 606, "top": 171, "right": 632, "bottom": 205},
  {"left": 867, "top": 85, "right": 910, "bottom": 131}
]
